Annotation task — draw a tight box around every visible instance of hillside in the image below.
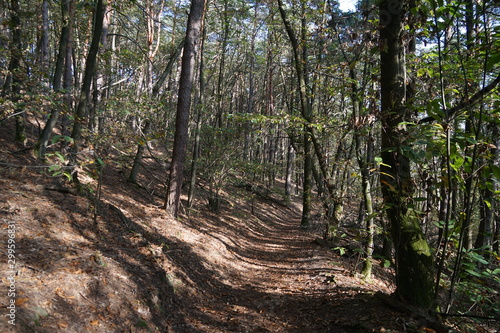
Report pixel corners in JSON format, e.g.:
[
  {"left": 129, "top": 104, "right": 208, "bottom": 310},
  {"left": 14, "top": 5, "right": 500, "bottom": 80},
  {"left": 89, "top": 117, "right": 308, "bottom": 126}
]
[{"left": 0, "top": 120, "right": 495, "bottom": 333}]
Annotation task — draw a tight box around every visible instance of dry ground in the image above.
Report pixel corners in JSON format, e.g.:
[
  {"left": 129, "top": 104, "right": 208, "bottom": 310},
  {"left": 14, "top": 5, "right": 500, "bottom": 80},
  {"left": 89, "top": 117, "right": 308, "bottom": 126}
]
[{"left": 0, "top": 121, "right": 497, "bottom": 333}]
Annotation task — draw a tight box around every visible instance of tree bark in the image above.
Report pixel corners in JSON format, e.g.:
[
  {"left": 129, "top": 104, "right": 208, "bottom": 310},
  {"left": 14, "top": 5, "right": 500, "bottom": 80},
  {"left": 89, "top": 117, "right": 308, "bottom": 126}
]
[
  {"left": 379, "top": 0, "right": 435, "bottom": 308},
  {"left": 36, "top": 0, "right": 50, "bottom": 71},
  {"left": 285, "top": 142, "right": 295, "bottom": 201},
  {"left": 187, "top": 26, "right": 206, "bottom": 209},
  {"left": 69, "top": 0, "right": 106, "bottom": 178},
  {"left": 164, "top": 0, "right": 206, "bottom": 217},
  {"left": 3, "top": 0, "right": 25, "bottom": 143},
  {"left": 128, "top": 120, "right": 151, "bottom": 183},
  {"left": 277, "top": 0, "right": 313, "bottom": 228},
  {"left": 475, "top": 124, "right": 498, "bottom": 254},
  {"left": 35, "top": 0, "right": 76, "bottom": 159}
]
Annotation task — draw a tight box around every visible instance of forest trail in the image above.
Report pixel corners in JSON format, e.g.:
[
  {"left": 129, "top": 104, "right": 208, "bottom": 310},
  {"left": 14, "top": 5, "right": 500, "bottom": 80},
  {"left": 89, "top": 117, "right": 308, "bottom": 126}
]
[
  {"left": 0, "top": 134, "right": 425, "bottom": 333},
  {"left": 168, "top": 197, "right": 397, "bottom": 333}
]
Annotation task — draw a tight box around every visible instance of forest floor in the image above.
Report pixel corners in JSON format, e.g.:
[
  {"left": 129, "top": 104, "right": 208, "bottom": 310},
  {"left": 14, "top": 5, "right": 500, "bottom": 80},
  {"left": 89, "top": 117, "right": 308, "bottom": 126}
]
[{"left": 0, "top": 121, "right": 497, "bottom": 333}]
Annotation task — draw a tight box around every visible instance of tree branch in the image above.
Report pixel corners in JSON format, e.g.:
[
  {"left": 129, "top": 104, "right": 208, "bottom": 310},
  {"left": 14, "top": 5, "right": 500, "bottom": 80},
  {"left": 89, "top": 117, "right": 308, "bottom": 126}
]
[{"left": 418, "top": 72, "right": 500, "bottom": 124}]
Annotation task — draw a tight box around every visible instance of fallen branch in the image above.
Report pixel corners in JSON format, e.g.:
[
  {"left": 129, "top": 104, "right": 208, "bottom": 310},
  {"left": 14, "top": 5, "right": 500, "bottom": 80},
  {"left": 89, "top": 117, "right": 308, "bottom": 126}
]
[{"left": 44, "top": 185, "right": 79, "bottom": 195}]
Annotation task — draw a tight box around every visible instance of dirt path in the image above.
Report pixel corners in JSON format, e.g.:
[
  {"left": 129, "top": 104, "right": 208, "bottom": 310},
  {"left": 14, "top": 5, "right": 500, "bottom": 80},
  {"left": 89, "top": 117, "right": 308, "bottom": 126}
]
[
  {"left": 0, "top": 143, "right": 400, "bottom": 333},
  {"left": 152, "top": 194, "right": 397, "bottom": 333}
]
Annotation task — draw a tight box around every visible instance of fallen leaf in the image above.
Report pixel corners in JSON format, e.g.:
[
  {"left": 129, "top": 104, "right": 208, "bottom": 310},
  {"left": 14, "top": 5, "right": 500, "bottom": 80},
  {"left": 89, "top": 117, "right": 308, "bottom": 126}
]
[
  {"left": 55, "top": 287, "right": 75, "bottom": 299},
  {"left": 58, "top": 322, "right": 68, "bottom": 329},
  {"left": 15, "top": 298, "right": 29, "bottom": 307},
  {"left": 90, "top": 320, "right": 99, "bottom": 326}
]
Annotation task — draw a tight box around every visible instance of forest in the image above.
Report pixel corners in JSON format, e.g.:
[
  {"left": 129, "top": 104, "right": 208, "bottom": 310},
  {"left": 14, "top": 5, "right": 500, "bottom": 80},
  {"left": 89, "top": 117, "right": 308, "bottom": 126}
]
[{"left": 0, "top": 0, "right": 499, "bottom": 332}]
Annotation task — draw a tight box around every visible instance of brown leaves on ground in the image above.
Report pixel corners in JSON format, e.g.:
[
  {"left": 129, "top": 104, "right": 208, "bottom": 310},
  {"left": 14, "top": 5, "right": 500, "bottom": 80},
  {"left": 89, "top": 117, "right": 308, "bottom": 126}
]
[{"left": 0, "top": 134, "right": 495, "bottom": 333}]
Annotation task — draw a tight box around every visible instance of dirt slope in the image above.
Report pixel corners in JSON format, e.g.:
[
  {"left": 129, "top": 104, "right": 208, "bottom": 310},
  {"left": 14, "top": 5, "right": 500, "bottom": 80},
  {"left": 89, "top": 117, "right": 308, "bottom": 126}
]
[{"left": 0, "top": 126, "right": 492, "bottom": 333}]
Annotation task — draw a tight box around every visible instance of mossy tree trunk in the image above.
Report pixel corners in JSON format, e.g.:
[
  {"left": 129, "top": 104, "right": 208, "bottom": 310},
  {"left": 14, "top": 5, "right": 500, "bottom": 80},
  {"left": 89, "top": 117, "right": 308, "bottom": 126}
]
[{"left": 379, "top": 0, "right": 435, "bottom": 309}]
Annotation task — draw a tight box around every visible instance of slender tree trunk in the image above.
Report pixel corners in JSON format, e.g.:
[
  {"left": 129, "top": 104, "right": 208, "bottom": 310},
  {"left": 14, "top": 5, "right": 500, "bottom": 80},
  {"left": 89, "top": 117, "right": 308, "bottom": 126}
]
[
  {"left": 188, "top": 26, "right": 206, "bottom": 209},
  {"left": 128, "top": 121, "right": 151, "bottom": 183},
  {"left": 379, "top": 0, "right": 434, "bottom": 308},
  {"left": 89, "top": 0, "right": 113, "bottom": 133},
  {"left": 347, "top": 61, "right": 377, "bottom": 280},
  {"left": 215, "top": 0, "right": 229, "bottom": 128},
  {"left": 302, "top": 129, "right": 313, "bottom": 228},
  {"left": 152, "top": 40, "right": 184, "bottom": 97},
  {"left": 164, "top": 0, "right": 206, "bottom": 217},
  {"left": 3, "top": 0, "right": 24, "bottom": 143},
  {"left": 475, "top": 124, "right": 498, "bottom": 254},
  {"left": 285, "top": 142, "right": 294, "bottom": 201},
  {"left": 277, "top": 0, "right": 313, "bottom": 228},
  {"left": 493, "top": 124, "right": 500, "bottom": 254},
  {"left": 35, "top": 0, "right": 76, "bottom": 158},
  {"left": 70, "top": 0, "right": 106, "bottom": 174},
  {"left": 127, "top": 35, "right": 184, "bottom": 185},
  {"left": 462, "top": 0, "right": 477, "bottom": 251},
  {"left": 36, "top": 0, "right": 50, "bottom": 71}
]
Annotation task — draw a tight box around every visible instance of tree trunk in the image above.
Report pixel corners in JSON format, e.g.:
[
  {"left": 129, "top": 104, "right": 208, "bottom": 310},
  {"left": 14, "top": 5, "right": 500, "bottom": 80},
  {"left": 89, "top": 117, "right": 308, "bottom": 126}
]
[
  {"left": 215, "top": 0, "right": 229, "bottom": 128},
  {"left": 128, "top": 121, "right": 151, "bottom": 183},
  {"left": 285, "top": 142, "right": 294, "bottom": 201},
  {"left": 187, "top": 26, "right": 206, "bottom": 209},
  {"left": 70, "top": 0, "right": 106, "bottom": 176},
  {"left": 3, "top": 0, "right": 24, "bottom": 143},
  {"left": 475, "top": 124, "right": 498, "bottom": 254},
  {"left": 89, "top": 0, "right": 113, "bottom": 133},
  {"left": 35, "top": 0, "right": 76, "bottom": 159},
  {"left": 493, "top": 124, "right": 500, "bottom": 254},
  {"left": 379, "top": 0, "right": 434, "bottom": 308},
  {"left": 301, "top": 128, "right": 313, "bottom": 228},
  {"left": 164, "top": 0, "right": 206, "bottom": 217},
  {"left": 36, "top": 0, "right": 50, "bottom": 71},
  {"left": 277, "top": 0, "right": 313, "bottom": 228}
]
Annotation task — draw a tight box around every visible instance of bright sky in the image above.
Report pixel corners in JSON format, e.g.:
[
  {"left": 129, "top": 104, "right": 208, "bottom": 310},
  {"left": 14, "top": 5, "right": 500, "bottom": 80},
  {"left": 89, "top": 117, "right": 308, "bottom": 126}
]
[{"left": 338, "top": 0, "right": 357, "bottom": 12}]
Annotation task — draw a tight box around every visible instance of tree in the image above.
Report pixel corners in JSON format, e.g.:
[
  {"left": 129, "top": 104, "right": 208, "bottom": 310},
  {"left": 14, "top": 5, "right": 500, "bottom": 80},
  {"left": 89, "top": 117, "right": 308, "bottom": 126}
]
[
  {"left": 277, "top": 0, "right": 314, "bottom": 228},
  {"left": 164, "top": 0, "right": 207, "bottom": 217},
  {"left": 35, "top": 0, "right": 76, "bottom": 159},
  {"left": 378, "top": 0, "right": 434, "bottom": 308},
  {"left": 69, "top": 0, "right": 106, "bottom": 182},
  {"left": 3, "top": 0, "right": 25, "bottom": 143}
]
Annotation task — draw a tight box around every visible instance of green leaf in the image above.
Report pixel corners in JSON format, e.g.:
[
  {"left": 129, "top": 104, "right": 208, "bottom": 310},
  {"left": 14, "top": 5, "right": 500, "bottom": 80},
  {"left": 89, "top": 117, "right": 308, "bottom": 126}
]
[
  {"left": 63, "top": 172, "right": 73, "bottom": 182},
  {"left": 483, "top": 200, "right": 492, "bottom": 210},
  {"left": 48, "top": 165, "right": 61, "bottom": 172},
  {"left": 492, "top": 165, "right": 500, "bottom": 181},
  {"left": 450, "top": 155, "right": 464, "bottom": 171},
  {"left": 465, "top": 269, "right": 482, "bottom": 278},
  {"left": 51, "top": 135, "right": 61, "bottom": 144},
  {"left": 467, "top": 251, "right": 488, "bottom": 265},
  {"left": 332, "top": 246, "right": 346, "bottom": 256},
  {"left": 50, "top": 135, "right": 74, "bottom": 144},
  {"left": 486, "top": 52, "right": 500, "bottom": 71},
  {"left": 54, "top": 152, "right": 65, "bottom": 163}
]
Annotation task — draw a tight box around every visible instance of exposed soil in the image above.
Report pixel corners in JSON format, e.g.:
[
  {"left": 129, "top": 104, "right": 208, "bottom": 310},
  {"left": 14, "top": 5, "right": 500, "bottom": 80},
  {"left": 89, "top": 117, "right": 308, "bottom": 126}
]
[{"left": 0, "top": 121, "right": 497, "bottom": 333}]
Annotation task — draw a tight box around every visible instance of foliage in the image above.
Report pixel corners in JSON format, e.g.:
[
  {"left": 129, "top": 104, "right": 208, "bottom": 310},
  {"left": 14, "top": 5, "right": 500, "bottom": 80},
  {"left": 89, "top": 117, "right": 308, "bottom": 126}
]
[{"left": 0, "top": 0, "right": 499, "bottom": 323}]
